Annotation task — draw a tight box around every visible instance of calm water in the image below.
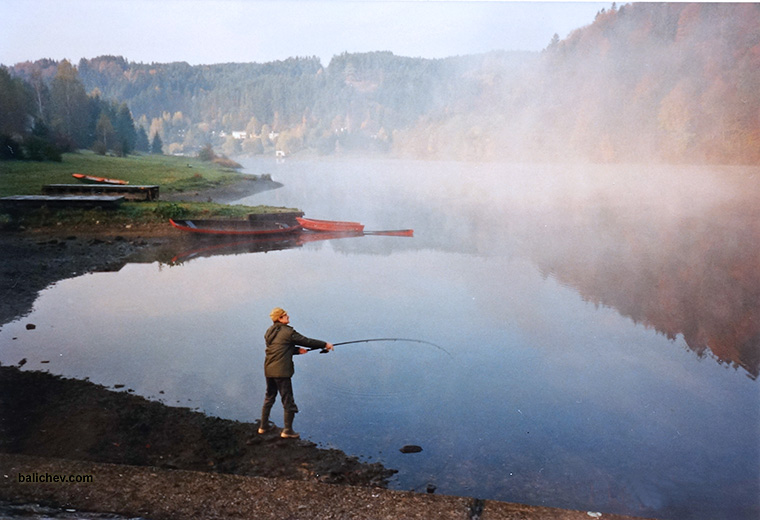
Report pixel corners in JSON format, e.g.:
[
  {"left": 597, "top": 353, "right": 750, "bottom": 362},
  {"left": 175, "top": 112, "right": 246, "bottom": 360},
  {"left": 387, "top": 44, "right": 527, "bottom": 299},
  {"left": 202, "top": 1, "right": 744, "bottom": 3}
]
[{"left": 2, "top": 158, "right": 758, "bottom": 520}]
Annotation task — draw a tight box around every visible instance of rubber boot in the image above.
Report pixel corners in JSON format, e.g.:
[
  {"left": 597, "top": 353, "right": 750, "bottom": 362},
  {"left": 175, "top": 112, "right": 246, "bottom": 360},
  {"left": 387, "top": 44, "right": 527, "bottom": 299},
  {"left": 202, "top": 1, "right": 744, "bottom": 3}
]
[
  {"left": 258, "top": 405, "right": 275, "bottom": 434},
  {"left": 281, "top": 412, "right": 300, "bottom": 439}
]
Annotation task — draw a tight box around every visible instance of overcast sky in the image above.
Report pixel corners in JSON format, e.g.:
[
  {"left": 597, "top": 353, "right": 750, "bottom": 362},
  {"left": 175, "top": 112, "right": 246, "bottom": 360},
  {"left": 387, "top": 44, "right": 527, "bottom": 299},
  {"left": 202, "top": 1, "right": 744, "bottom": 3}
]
[{"left": 2, "top": 1, "right": 610, "bottom": 67}]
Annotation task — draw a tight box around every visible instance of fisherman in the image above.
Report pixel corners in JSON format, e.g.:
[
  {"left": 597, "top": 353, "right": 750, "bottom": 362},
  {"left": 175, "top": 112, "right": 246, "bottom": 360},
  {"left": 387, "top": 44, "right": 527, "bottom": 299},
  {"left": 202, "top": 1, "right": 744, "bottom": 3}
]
[{"left": 259, "top": 307, "right": 333, "bottom": 439}]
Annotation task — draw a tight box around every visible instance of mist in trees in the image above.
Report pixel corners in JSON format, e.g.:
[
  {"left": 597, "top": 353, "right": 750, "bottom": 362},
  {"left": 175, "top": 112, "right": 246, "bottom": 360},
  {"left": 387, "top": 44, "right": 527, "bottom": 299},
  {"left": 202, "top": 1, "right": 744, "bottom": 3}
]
[
  {"left": 394, "top": 3, "right": 760, "bottom": 164},
  {"left": 3, "top": 3, "right": 758, "bottom": 164}
]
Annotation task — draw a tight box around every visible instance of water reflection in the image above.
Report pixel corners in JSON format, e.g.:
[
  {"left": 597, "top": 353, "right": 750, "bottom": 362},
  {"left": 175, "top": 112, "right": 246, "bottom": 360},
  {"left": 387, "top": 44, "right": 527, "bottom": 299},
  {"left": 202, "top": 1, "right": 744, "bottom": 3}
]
[
  {"left": 169, "top": 235, "right": 305, "bottom": 265},
  {"left": 169, "top": 230, "right": 413, "bottom": 265},
  {"left": 528, "top": 197, "right": 760, "bottom": 380},
  {"left": 239, "top": 159, "right": 760, "bottom": 380}
]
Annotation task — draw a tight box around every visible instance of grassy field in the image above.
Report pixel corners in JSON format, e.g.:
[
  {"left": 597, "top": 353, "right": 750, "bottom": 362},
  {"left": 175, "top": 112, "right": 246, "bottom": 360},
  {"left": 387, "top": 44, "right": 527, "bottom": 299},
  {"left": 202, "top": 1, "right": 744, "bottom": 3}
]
[
  {"left": 0, "top": 152, "right": 296, "bottom": 228},
  {"left": 0, "top": 151, "right": 247, "bottom": 196}
]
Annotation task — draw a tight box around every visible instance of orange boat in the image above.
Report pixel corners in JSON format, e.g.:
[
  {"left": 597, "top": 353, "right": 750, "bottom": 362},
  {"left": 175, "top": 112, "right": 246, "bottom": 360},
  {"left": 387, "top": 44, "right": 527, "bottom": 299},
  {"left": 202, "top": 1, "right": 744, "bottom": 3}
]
[
  {"left": 72, "top": 173, "right": 129, "bottom": 185},
  {"left": 296, "top": 217, "right": 364, "bottom": 232},
  {"left": 364, "top": 229, "right": 414, "bottom": 237}
]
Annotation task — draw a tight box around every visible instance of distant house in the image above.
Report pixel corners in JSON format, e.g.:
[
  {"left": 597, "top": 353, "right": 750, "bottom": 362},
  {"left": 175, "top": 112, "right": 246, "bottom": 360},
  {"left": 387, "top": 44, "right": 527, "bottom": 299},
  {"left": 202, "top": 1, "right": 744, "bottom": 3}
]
[
  {"left": 276, "top": 150, "right": 286, "bottom": 158},
  {"left": 232, "top": 131, "right": 247, "bottom": 140}
]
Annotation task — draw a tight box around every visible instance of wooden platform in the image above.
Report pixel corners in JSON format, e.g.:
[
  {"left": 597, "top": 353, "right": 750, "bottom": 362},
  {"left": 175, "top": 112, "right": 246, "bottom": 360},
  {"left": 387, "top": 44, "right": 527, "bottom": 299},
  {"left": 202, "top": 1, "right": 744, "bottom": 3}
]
[
  {"left": 0, "top": 195, "right": 125, "bottom": 210},
  {"left": 43, "top": 184, "right": 159, "bottom": 201}
]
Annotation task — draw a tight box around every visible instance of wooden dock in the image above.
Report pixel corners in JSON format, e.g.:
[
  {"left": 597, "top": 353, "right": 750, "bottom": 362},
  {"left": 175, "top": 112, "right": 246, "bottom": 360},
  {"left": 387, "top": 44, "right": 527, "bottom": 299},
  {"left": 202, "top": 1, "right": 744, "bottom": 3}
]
[
  {"left": 43, "top": 184, "right": 159, "bottom": 201},
  {"left": 0, "top": 195, "right": 125, "bottom": 211}
]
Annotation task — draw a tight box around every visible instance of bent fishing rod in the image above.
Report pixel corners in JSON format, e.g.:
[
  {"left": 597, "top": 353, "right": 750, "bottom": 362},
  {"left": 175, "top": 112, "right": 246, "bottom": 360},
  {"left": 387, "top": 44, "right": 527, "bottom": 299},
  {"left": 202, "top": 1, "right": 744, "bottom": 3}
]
[{"left": 315, "top": 337, "right": 452, "bottom": 357}]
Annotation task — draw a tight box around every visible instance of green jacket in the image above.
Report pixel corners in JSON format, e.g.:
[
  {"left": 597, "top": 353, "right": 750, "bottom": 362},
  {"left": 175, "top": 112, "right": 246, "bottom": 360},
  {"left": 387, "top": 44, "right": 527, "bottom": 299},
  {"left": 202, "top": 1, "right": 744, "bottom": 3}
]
[{"left": 264, "top": 323, "right": 327, "bottom": 378}]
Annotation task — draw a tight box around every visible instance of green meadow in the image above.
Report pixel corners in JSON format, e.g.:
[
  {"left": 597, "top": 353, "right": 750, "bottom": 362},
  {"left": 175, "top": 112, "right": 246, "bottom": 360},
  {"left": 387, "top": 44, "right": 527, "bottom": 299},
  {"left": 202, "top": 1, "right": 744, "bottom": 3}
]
[
  {"left": 0, "top": 151, "right": 246, "bottom": 196},
  {"left": 0, "top": 152, "right": 294, "bottom": 227}
]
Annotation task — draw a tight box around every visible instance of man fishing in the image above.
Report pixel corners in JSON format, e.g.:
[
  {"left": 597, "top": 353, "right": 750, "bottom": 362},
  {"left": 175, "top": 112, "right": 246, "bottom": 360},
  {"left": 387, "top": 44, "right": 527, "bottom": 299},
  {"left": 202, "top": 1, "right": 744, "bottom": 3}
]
[{"left": 259, "top": 307, "right": 333, "bottom": 439}]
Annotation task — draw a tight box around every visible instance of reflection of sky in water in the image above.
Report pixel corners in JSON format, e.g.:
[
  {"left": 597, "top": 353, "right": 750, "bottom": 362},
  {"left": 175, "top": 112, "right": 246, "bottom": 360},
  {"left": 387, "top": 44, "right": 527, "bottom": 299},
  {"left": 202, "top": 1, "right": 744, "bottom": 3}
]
[{"left": 1, "top": 159, "right": 758, "bottom": 520}]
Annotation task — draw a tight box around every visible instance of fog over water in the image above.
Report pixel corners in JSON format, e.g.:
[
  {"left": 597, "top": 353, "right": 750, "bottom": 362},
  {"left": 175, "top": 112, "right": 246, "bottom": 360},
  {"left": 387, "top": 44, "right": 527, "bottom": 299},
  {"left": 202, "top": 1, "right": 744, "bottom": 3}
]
[{"left": 1, "top": 157, "right": 758, "bottom": 520}]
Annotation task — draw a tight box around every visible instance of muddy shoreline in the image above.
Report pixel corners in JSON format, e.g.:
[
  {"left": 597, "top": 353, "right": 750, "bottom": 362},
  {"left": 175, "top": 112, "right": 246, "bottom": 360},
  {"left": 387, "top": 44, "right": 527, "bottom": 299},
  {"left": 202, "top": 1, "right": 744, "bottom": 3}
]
[{"left": 0, "top": 365, "right": 396, "bottom": 488}]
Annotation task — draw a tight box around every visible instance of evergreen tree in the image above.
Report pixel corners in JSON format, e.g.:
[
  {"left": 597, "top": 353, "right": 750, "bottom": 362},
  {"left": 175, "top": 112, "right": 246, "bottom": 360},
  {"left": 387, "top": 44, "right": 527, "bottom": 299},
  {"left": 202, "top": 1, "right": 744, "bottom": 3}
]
[
  {"left": 0, "top": 67, "right": 32, "bottom": 137},
  {"left": 150, "top": 132, "right": 164, "bottom": 154},
  {"left": 25, "top": 119, "right": 61, "bottom": 161},
  {"left": 114, "top": 102, "right": 137, "bottom": 155},
  {"left": 547, "top": 33, "right": 561, "bottom": 50},
  {"left": 135, "top": 126, "right": 150, "bottom": 153}
]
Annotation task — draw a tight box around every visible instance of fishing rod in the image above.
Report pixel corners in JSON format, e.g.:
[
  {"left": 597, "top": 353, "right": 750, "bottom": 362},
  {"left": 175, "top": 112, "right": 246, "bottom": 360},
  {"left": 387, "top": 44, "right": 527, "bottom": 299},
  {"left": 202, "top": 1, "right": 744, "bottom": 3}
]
[{"left": 317, "top": 338, "right": 452, "bottom": 357}]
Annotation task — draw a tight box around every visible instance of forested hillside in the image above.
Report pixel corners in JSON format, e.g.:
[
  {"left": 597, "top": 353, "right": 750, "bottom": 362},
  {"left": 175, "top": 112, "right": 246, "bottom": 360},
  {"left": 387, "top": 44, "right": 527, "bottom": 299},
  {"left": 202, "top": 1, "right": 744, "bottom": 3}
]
[
  {"left": 9, "top": 51, "right": 533, "bottom": 158},
  {"left": 4, "top": 2, "right": 759, "bottom": 164},
  {"left": 396, "top": 2, "right": 760, "bottom": 163}
]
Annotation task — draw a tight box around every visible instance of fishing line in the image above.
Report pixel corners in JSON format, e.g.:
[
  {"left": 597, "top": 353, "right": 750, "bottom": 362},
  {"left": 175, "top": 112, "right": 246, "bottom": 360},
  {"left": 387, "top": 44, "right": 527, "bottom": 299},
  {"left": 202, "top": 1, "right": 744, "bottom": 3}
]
[{"left": 321, "top": 338, "right": 452, "bottom": 357}]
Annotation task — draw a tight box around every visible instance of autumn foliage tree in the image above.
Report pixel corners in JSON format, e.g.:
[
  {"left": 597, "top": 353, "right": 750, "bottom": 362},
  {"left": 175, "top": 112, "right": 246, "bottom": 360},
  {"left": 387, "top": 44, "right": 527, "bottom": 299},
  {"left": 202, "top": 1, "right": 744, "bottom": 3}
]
[
  {"left": 529, "top": 2, "right": 760, "bottom": 163},
  {"left": 387, "top": 3, "right": 760, "bottom": 164},
  {"left": 49, "top": 60, "right": 91, "bottom": 150}
]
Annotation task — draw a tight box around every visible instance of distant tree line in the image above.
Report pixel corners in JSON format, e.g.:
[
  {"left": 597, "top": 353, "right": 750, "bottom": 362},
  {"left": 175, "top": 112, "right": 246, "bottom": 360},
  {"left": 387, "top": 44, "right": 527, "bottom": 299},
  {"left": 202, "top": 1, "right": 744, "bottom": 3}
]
[
  {"left": 4, "top": 3, "right": 759, "bottom": 164},
  {"left": 6, "top": 51, "right": 534, "bottom": 159}
]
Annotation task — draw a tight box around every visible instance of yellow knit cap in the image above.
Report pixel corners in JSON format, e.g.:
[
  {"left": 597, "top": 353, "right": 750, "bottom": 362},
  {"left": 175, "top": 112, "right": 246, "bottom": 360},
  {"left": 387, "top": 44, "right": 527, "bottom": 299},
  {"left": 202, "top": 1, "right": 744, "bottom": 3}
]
[{"left": 270, "top": 307, "right": 287, "bottom": 322}]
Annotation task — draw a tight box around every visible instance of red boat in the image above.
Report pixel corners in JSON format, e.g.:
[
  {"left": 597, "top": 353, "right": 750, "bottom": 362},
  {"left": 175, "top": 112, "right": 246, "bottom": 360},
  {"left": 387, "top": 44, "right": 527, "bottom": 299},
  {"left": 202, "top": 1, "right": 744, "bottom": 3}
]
[
  {"left": 170, "top": 218, "right": 302, "bottom": 236},
  {"left": 296, "top": 217, "right": 364, "bottom": 232},
  {"left": 72, "top": 173, "right": 129, "bottom": 185}
]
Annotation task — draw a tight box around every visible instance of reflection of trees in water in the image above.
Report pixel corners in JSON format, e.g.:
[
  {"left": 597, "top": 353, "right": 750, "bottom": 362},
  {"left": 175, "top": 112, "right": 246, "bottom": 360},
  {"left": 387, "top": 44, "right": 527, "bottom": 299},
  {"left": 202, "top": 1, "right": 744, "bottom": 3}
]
[{"left": 528, "top": 198, "right": 760, "bottom": 380}]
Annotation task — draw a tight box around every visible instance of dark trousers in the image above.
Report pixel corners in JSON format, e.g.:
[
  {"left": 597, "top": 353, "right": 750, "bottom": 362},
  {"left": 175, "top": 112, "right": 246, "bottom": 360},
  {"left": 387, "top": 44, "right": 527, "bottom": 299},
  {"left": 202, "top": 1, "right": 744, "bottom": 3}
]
[{"left": 263, "top": 377, "right": 299, "bottom": 414}]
